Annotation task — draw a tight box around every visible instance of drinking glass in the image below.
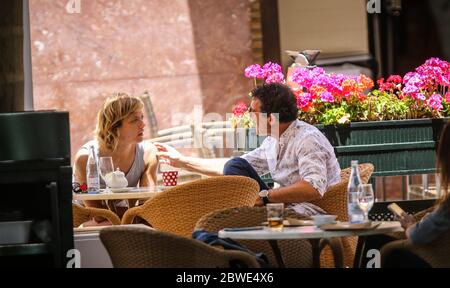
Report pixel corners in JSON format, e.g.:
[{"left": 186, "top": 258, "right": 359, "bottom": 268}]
[
  {"left": 266, "top": 203, "right": 284, "bottom": 230},
  {"left": 357, "top": 184, "right": 375, "bottom": 222},
  {"left": 99, "top": 156, "right": 114, "bottom": 190}
]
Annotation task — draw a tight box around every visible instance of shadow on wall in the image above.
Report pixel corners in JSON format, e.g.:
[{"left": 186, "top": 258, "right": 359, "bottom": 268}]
[{"left": 187, "top": 0, "right": 254, "bottom": 116}]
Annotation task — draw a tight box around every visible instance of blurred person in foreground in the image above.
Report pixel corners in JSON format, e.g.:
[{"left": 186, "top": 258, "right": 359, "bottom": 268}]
[
  {"left": 381, "top": 121, "right": 450, "bottom": 267},
  {"left": 362, "top": 122, "right": 450, "bottom": 268}
]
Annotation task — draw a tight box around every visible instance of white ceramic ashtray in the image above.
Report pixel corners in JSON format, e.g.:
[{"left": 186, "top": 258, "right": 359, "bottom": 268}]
[{"left": 311, "top": 215, "right": 337, "bottom": 226}]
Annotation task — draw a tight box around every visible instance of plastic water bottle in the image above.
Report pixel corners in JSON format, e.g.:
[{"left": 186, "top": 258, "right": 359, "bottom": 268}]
[
  {"left": 347, "top": 160, "right": 365, "bottom": 223},
  {"left": 86, "top": 145, "right": 100, "bottom": 193}
]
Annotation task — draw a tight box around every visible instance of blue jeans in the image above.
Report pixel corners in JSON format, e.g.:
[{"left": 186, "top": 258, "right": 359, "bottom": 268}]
[{"left": 223, "top": 157, "right": 269, "bottom": 191}]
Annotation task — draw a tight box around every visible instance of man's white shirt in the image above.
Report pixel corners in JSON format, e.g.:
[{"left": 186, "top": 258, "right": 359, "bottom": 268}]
[{"left": 242, "top": 120, "right": 341, "bottom": 215}]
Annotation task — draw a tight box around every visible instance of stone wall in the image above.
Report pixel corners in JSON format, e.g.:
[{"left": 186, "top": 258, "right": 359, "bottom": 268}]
[{"left": 29, "top": 0, "right": 253, "bottom": 159}]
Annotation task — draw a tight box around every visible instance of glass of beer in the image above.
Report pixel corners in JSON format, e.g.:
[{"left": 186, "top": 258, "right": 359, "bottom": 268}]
[{"left": 266, "top": 203, "right": 284, "bottom": 231}]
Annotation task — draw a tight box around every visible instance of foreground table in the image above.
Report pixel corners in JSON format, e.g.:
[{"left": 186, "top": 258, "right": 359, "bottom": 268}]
[{"left": 219, "top": 221, "right": 404, "bottom": 268}]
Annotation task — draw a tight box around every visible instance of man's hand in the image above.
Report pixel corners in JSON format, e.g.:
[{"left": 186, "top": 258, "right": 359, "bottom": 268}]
[
  {"left": 155, "top": 143, "right": 185, "bottom": 168},
  {"left": 397, "top": 212, "right": 416, "bottom": 230},
  {"left": 254, "top": 197, "right": 264, "bottom": 207},
  {"left": 155, "top": 143, "right": 228, "bottom": 176}
]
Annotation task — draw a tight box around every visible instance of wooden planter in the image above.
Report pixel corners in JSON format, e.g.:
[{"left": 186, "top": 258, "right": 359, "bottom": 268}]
[
  {"left": 233, "top": 118, "right": 449, "bottom": 186},
  {"left": 315, "top": 118, "right": 450, "bottom": 177}
]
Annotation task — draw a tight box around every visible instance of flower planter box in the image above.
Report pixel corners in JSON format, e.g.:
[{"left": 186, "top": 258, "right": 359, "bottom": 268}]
[
  {"left": 234, "top": 118, "right": 449, "bottom": 180},
  {"left": 315, "top": 118, "right": 450, "bottom": 177}
]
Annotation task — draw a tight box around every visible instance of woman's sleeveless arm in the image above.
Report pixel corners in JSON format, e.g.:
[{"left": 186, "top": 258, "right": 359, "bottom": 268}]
[{"left": 140, "top": 142, "right": 158, "bottom": 187}]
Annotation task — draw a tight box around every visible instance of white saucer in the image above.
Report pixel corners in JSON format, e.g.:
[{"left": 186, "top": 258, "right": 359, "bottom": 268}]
[{"left": 109, "top": 187, "right": 133, "bottom": 193}]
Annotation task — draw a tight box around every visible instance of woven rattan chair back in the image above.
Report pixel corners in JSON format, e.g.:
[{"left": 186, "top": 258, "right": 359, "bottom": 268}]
[
  {"left": 72, "top": 203, "right": 121, "bottom": 227},
  {"left": 121, "top": 176, "right": 259, "bottom": 237},
  {"left": 381, "top": 230, "right": 450, "bottom": 268},
  {"left": 310, "top": 163, "right": 374, "bottom": 222},
  {"left": 195, "top": 206, "right": 313, "bottom": 268},
  {"left": 310, "top": 163, "right": 374, "bottom": 267},
  {"left": 99, "top": 226, "right": 260, "bottom": 268}
]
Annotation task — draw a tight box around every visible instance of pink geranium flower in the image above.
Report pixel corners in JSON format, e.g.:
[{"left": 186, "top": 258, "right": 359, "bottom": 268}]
[
  {"left": 265, "top": 72, "right": 285, "bottom": 84},
  {"left": 232, "top": 101, "right": 248, "bottom": 117},
  {"left": 262, "top": 62, "right": 282, "bottom": 75},
  {"left": 416, "top": 93, "right": 426, "bottom": 101},
  {"left": 320, "top": 91, "right": 334, "bottom": 103},
  {"left": 295, "top": 92, "right": 312, "bottom": 111},
  {"left": 245, "top": 62, "right": 285, "bottom": 85},
  {"left": 244, "top": 64, "right": 264, "bottom": 78},
  {"left": 426, "top": 93, "right": 443, "bottom": 110},
  {"left": 386, "top": 75, "right": 402, "bottom": 84}
]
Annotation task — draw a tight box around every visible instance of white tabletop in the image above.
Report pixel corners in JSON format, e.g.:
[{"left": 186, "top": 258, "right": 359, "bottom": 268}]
[
  {"left": 218, "top": 221, "right": 403, "bottom": 240},
  {"left": 73, "top": 224, "right": 152, "bottom": 234},
  {"left": 72, "top": 187, "right": 165, "bottom": 201}
]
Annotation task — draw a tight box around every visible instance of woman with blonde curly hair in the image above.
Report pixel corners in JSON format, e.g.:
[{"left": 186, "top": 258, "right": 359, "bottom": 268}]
[{"left": 73, "top": 93, "right": 158, "bottom": 223}]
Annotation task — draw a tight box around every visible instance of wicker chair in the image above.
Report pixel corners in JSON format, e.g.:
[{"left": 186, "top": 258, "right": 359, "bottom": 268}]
[
  {"left": 72, "top": 203, "right": 121, "bottom": 227},
  {"left": 121, "top": 176, "right": 259, "bottom": 237},
  {"left": 310, "top": 163, "right": 375, "bottom": 268},
  {"left": 381, "top": 230, "right": 450, "bottom": 268},
  {"left": 99, "top": 226, "right": 260, "bottom": 268},
  {"left": 195, "top": 206, "right": 313, "bottom": 268}
]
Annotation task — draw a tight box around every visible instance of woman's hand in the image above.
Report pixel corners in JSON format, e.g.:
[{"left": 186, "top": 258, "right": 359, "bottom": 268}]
[
  {"left": 397, "top": 212, "right": 417, "bottom": 230},
  {"left": 154, "top": 143, "right": 185, "bottom": 168}
]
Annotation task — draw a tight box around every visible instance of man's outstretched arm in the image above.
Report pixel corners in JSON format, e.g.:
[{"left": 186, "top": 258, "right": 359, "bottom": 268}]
[
  {"left": 255, "top": 180, "right": 322, "bottom": 206},
  {"left": 177, "top": 156, "right": 230, "bottom": 176},
  {"left": 155, "top": 143, "right": 229, "bottom": 177}
]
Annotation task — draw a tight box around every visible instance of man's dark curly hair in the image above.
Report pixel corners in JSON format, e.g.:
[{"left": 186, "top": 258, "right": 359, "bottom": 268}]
[{"left": 251, "top": 83, "right": 298, "bottom": 123}]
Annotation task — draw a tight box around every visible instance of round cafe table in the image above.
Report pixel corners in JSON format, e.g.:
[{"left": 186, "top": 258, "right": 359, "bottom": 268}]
[
  {"left": 219, "top": 221, "right": 404, "bottom": 268},
  {"left": 72, "top": 187, "right": 163, "bottom": 202},
  {"left": 72, "top": 187, "right": 167, "bottom": 212}
]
